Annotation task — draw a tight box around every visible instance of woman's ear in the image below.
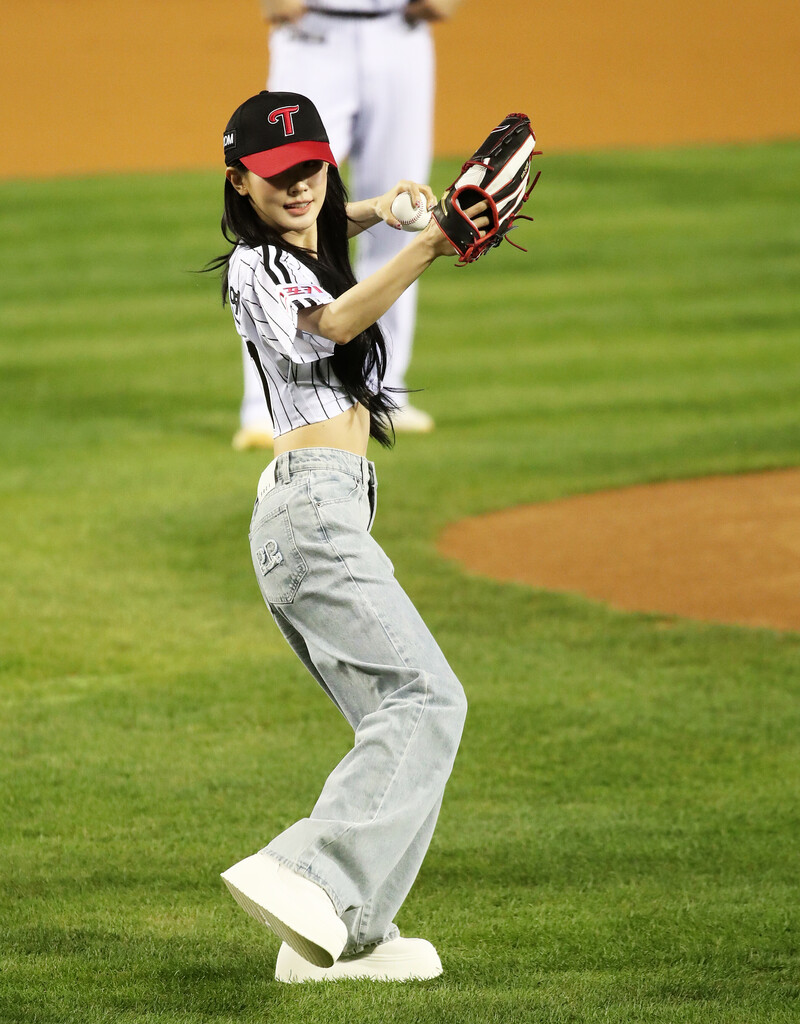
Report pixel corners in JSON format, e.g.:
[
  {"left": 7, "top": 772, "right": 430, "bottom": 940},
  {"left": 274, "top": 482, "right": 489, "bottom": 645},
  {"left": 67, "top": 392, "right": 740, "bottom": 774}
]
[{"left": 226, "top": 167, "right": 249, "bottom": 196}]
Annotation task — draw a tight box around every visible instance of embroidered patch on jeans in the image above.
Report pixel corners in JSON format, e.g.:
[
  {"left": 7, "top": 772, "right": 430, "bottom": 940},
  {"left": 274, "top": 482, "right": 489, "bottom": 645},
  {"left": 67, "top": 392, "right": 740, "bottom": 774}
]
[{"left": 256, "top": 539, "right": 283, "bottom": 576}]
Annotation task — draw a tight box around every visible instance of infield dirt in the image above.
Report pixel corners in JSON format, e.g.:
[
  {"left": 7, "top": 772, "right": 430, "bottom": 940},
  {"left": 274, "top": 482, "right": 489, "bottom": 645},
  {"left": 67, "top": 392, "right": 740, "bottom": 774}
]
[{"left": 439, "top": 469, "right": 800, "bottom": 633}]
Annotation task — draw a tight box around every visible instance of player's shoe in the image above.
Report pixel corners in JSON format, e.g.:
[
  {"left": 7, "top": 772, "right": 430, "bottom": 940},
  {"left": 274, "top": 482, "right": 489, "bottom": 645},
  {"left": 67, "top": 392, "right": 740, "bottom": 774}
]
[
  {"left": 391, "top": 404, "right": 435, "bottom": 434},
  {"left": 275, "top": 936, "right": 443, "bottom": 983},
  {"left": 221, "top": 853, "right": 347, "bottom": 968},
  {"left": 232, "top": 419, "right": 274, "bottom": 451}
]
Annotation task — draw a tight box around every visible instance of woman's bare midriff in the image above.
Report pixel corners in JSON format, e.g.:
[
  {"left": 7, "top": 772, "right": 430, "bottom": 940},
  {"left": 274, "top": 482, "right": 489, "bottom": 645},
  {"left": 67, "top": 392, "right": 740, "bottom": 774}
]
[{"left": 272, "top": 402, "right": 371, "bottom": 458}]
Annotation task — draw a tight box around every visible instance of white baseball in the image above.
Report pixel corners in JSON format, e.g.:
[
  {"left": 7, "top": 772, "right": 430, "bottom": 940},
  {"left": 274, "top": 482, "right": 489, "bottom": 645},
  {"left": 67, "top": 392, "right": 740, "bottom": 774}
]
[{"left": 390, "top": 191, "right": 432, "bottom": 231}]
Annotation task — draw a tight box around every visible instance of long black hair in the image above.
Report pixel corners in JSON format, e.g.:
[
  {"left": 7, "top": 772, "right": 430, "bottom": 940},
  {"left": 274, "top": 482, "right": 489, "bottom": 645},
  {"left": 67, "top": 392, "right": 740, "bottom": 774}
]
[{"left": 207, "top": 162, "right": 397, "bottom": 447}]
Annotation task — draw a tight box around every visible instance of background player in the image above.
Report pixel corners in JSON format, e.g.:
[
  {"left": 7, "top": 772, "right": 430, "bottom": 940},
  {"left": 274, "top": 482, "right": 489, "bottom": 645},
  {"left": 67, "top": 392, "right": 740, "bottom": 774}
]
[{"left": 232, "top": 0, "right": 463, "bottom": 450}]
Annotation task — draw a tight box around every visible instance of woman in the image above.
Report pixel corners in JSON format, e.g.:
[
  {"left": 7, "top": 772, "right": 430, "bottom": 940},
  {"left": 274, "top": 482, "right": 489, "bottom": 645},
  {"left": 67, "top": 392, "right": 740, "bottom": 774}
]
[{"left": 213, "top": 90, "right": 482, "bottom": 984}]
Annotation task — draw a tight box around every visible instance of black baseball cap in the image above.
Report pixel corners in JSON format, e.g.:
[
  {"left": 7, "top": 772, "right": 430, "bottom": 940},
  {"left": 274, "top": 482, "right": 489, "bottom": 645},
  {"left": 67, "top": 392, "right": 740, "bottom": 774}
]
[{"left": 223, "top": 91, "right": 337, "bottom": 177}]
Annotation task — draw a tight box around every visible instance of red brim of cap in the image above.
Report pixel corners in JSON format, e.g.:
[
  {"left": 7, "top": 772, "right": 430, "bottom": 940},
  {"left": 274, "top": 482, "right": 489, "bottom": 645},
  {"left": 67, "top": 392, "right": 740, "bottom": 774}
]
[{"left": 240, "top": 140, "right": 337, "bottom": 178}]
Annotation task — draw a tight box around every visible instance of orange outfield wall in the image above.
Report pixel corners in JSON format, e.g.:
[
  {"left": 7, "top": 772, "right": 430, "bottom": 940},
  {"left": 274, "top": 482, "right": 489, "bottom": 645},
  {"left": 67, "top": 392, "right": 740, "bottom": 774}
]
[{"left": 3, "top": 0, "right": 799, "bottom": 179}]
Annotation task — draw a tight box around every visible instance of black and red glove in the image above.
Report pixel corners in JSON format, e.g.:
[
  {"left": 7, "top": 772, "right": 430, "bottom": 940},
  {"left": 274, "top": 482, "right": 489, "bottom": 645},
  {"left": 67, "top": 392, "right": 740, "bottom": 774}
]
[{"left": 432, "top": 113, "right": 541, "bottom": 265}]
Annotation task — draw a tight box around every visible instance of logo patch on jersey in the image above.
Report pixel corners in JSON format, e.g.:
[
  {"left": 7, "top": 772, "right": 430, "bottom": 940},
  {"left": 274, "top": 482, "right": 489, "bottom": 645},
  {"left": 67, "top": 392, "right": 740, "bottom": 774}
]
[
  {"left": 268, "top": 105, "right": 300, "bottom": 137},
  {"left": 256, "top": 539, "right": 283, "bottom": 576},
  {"left": 278, "top": 284, "right": 326, "bottom": 299},
  {"left": 223, "top": 130, "right": 236, "bottom": 150},
  {"left": 276, "top": 282, "right": 327, "bottom": 315}
]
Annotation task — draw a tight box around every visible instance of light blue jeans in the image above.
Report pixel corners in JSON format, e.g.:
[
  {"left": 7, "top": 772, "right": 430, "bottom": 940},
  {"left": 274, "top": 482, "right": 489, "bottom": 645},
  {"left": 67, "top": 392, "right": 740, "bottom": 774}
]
[{"left": 248, "top": 447, "right": 467, "bottom": 954}]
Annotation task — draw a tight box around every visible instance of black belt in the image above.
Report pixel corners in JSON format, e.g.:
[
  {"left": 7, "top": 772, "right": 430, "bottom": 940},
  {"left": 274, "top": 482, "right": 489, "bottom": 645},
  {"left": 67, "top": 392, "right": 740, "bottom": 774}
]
[{"left": 305, "top": 7, "right": 397, "bottom": 17}]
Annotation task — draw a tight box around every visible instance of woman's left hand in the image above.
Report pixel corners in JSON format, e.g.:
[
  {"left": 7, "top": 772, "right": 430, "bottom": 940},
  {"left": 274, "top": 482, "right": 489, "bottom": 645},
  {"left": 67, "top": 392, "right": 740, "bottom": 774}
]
[{"left": 376, "top": 181, "right": 438, "bottom": 230}]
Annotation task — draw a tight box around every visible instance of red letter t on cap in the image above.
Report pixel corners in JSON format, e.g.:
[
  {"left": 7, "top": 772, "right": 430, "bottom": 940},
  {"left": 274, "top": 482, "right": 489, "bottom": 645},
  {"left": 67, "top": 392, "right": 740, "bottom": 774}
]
[{"left": 268, "top": 105, "right": 300, "bottom": 136}]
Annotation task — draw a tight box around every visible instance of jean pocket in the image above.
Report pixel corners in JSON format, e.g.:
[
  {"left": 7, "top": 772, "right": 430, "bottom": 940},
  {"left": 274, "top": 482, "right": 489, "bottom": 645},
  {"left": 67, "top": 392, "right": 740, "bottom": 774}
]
[
  {"left": 308, "top": 469, "right": 361, "bottom": 508},
  {"left": 249, "top": 503, "right": 307, "bottom": 605}
]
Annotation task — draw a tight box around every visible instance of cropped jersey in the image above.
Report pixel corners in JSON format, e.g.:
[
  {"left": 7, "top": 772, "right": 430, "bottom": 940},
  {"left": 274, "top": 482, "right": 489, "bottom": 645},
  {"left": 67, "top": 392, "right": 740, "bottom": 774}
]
[{"left": 227, "top": 243, "right": 355, "bottom": 437}]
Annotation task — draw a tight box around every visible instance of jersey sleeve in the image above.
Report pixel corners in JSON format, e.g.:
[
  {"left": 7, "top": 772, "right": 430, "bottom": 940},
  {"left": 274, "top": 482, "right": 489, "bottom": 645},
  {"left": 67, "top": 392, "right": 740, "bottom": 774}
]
[{"left": 230, "top": 244, "right": 337, "bottom": 363}]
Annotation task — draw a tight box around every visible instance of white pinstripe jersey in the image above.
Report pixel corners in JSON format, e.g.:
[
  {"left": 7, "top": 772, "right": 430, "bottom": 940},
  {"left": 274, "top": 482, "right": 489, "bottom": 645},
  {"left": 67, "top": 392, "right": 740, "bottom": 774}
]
[{"left": 227, "top": 243, "right": 354, "bottom": 436}]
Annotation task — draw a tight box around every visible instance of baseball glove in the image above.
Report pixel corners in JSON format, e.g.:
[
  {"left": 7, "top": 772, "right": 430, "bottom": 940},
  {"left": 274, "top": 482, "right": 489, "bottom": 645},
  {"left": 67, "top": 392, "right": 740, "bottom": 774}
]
[{"left": 432, "top": 113, "right": 540, "bottom": 265}]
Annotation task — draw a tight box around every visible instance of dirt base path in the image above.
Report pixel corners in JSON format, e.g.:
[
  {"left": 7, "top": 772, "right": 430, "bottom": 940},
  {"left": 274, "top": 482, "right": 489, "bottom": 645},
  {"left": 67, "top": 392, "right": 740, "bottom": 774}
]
[{"left": 438, "top": 469, "right": 800, "bottom": 633}]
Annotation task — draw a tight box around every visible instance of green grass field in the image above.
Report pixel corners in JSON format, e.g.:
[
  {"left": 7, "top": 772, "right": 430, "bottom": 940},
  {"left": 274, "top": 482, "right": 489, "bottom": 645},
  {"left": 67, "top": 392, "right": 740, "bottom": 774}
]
[{"left": 1, "top": 141, "right": 799, "bottom": 1023}]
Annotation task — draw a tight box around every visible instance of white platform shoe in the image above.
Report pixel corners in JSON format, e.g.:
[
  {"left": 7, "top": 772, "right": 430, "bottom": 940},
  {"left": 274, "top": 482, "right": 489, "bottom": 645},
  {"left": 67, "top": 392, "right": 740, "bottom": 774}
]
[{"left": 221, "top": 853, "right": 347, "bottom": 968}]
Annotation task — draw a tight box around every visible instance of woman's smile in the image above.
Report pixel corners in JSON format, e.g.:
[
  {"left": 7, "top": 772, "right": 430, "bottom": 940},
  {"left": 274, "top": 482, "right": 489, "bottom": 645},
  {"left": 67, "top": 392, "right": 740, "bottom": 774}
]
[{"left": 284, "top": 198, "right": 313, "bottom": 215}]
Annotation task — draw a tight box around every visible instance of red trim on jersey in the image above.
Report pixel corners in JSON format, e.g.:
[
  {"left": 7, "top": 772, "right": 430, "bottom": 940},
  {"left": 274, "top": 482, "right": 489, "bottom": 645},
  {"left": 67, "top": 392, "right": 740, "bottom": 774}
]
[{"left": 240, "top": 140, "right": 337, "bottom": 178}]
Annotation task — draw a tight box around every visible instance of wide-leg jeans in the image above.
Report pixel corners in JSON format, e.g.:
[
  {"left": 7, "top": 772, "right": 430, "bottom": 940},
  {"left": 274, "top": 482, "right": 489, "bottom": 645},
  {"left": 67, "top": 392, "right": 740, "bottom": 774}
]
[{"left": 248, "top": 447, "right": 467, "bottom": 954}]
